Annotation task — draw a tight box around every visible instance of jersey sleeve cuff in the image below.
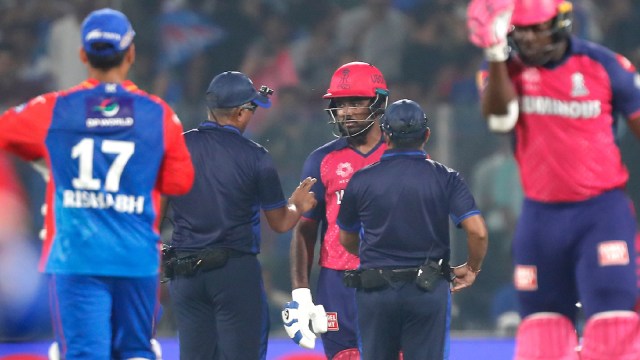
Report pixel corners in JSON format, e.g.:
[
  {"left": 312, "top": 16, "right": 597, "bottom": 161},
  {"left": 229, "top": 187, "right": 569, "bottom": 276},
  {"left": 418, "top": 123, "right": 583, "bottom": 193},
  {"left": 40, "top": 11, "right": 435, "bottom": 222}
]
[
  {"left": 450, "top": 210, "right": 481, "bottom": 227},
  {"left": 336, "top": 219, "right": 361, "bottom": 233}
]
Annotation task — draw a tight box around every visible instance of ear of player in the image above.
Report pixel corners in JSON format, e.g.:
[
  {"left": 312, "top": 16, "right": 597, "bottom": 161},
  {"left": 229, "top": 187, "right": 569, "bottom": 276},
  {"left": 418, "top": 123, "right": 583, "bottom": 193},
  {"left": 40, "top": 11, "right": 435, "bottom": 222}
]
[
  {"left": 466, "top": 0, "right": 513, "bottom": 62},
  {"left": 282, "top": 288, "right": 328, "bottom": 349}
]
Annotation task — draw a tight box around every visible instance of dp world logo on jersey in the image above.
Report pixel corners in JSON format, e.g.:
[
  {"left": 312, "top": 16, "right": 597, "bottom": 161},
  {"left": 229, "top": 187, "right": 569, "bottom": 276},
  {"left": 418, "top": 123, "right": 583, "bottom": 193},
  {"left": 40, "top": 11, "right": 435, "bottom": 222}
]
[
  {"left": 86, "top": 97, "right": 134, "bottom": 128},
  {"left": 94, "top": 99, "right": 120, "bottom": 117}
]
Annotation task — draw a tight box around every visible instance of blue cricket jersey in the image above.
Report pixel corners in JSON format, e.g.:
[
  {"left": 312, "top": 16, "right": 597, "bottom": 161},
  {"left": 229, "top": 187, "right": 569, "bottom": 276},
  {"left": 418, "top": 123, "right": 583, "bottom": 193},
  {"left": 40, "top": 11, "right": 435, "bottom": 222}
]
[{"left": 0, "top": 79, "right": 194, "bottom": 276}]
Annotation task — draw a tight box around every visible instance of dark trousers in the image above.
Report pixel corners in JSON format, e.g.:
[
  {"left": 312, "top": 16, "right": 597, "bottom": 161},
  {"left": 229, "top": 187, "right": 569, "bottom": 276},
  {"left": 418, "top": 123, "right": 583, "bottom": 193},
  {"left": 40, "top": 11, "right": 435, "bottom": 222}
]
[
  {"left": 169, "top": 254, "right": 269, "bottom": 360},
  {"left": 356, "top": 279, "right": 450, "bottom": 360}
]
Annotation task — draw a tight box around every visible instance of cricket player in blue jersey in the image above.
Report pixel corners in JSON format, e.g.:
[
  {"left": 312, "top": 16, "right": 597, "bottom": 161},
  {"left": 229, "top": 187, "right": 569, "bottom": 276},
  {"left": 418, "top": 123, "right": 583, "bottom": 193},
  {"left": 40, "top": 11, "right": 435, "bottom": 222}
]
[
  {"left": 337, "top": 99, "right": 488, "bottom": 359},
  {"left": 0, "top": 8, "right": 194, "bottom": 360}
]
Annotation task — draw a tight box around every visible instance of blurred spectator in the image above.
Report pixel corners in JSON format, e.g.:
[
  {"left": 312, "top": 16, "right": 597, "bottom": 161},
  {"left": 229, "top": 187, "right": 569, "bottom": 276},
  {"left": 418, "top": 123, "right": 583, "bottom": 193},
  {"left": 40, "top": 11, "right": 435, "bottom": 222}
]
[
  {"left": 149, "top": 0, "right": 227, "bottom": 129},
  {"left": 335, "top": 0, "right": 409, "bottom": 84},
  {"left": 0, "top": 42, "right": 49, "bottom": 110},
  {"left": 241, "top": 7, "right": 300, "bottom": 136},
  {"left": 595, "top": 0, "right": 640, "bottom": 63},
  {"left": 289, "top": 3, "right": 341, "bottom": 100},
  {"left": 43, "top": 0, "right": 110, "bottom": 89}
]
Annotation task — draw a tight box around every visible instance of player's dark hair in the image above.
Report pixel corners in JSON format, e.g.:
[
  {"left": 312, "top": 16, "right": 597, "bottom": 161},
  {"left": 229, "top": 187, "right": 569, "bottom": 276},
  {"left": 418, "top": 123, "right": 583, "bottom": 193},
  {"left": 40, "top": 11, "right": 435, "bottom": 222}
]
[
  {"left": 86, "top": 43, "right": 128, "bottom": 70},
  {"left": 390, "top": 135, "right": 426, "bottom": 149}
]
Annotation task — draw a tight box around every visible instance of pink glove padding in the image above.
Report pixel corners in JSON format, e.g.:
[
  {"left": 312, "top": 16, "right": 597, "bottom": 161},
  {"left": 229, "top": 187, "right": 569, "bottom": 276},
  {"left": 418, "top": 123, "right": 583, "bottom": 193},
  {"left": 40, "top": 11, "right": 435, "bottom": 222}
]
[{"left": 467, "top": 0, "right": 514, "bottom": 48}]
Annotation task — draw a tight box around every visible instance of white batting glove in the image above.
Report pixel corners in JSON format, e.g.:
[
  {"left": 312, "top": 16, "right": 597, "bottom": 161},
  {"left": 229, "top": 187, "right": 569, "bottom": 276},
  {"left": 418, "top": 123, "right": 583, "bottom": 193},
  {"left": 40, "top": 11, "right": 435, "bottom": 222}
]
[{"left": 281, "top": 288, "right": 328, "bottom": 349}]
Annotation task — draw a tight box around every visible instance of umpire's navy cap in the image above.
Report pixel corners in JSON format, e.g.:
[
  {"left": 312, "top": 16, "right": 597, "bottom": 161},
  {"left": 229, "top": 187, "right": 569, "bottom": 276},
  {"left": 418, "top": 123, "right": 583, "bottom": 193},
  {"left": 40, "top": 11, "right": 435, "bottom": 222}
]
[
  {"left": 206, "top": 71, "right": 272, "bottom": 109},
  {"left": 380, "top": 99, "right": 429, "bottom": 139},
  {"left": 81, "top": 8, "right": 135, "bottom": 57}
]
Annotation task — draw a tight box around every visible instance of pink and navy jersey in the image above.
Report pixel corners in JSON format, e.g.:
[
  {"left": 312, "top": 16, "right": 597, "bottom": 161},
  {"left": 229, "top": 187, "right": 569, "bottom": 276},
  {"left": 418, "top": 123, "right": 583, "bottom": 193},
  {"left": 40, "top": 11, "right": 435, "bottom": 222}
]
[
  {"left": 478, "top": 37, "right": 640, "bottom": 202},
  {"left": 300, "top": 137, "right": 386, "bottom": 270},
  {"left": 0, "top": 79, "right": 194, "bottom": 276}
]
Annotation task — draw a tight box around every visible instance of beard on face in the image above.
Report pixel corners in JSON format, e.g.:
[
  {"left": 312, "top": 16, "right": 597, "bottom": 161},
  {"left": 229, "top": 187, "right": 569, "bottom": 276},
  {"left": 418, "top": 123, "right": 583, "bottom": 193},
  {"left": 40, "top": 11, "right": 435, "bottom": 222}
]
[{"left": 340, "top": 120, "right": 375, "bottom": 145}]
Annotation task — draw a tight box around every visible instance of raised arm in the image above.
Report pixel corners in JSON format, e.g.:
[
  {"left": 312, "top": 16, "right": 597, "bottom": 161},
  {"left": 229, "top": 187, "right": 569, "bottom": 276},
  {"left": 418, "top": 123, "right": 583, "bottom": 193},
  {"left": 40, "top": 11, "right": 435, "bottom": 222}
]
[
  {"left": 467, "top": 0, "right": 519, "bottom": 132},
  {"left": 263, "top": 177, "right": 317, "bottom": 233}
]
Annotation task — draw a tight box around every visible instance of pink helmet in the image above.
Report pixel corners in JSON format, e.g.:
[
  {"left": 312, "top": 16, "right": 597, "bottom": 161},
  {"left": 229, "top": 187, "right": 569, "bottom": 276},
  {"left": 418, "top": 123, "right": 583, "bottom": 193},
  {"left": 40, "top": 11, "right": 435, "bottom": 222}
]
[
  {"left": 511, "top": 0, "right": 572, "bottom": 27},
  {"left": 323, "top": 62, "right": 388, "bottom": 99}
]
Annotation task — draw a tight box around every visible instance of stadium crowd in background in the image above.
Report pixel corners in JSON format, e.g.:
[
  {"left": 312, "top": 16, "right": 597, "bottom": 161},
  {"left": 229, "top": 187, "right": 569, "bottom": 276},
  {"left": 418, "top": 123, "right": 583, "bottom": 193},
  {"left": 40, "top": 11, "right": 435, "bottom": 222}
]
[{"left": 0, "top": 0, "right": 640, "bottom": 344}]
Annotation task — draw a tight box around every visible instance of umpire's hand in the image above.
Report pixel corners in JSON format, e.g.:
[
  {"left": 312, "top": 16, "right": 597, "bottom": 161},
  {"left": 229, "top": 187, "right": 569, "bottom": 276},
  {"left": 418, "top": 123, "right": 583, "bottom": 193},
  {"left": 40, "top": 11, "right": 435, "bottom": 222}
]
[
  {"left": 450, "top": 263, "right": 481, "bottom": 293},
  {"left": 289, "top": 177, "right": 318, "bottom": 214}
]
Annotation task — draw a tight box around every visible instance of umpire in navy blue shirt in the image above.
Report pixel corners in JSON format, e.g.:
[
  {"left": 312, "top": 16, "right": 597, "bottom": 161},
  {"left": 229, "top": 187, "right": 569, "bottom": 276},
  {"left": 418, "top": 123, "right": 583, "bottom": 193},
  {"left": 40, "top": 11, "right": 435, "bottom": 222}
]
[
  {"left": 166, "top": 71, "right": 317, "bottom": 360},
  {"left": 337, "top": 99, "right": 488, "bottom": 360}
]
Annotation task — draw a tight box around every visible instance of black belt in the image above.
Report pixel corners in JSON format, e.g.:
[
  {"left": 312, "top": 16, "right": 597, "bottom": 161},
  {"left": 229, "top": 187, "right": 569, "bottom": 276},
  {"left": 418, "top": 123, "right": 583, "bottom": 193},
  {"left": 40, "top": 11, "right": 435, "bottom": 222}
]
[
  {"left": 343, "top": 267, "right": 419, "bottom": 289},
  {"left": 382, "top": 268, "right": 420, "bottom": 282},
  {"left": 343, "top": 260, "right": 451, "bottom": 291},
  {"left": 163, "top": 247, "right": 250, "bottom": 279}
]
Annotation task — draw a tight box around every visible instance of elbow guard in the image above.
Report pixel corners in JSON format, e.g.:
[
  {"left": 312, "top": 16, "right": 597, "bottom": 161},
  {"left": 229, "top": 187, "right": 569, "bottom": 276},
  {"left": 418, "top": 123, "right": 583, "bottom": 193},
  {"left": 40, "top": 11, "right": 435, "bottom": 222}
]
[{"left": 487, "top": 100, "right": 519, "bottom": 133}]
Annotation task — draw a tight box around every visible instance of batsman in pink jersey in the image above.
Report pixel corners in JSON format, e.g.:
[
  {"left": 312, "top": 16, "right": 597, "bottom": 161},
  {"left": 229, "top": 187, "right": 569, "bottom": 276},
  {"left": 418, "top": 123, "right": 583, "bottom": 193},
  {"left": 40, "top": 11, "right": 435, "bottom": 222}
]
[
  {"left": 281, "top": 62, "right": 389, "bottom": 359},
  {"left": 468, "top": 0, "right": 640, "bottom": 358}
]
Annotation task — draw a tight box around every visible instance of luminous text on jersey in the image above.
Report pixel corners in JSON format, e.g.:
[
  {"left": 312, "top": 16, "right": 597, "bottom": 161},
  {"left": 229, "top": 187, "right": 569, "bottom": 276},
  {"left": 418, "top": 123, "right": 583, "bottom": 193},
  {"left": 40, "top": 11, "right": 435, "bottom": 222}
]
[{"left": 520, "top": 96, "right": 601, "bottom": 119}]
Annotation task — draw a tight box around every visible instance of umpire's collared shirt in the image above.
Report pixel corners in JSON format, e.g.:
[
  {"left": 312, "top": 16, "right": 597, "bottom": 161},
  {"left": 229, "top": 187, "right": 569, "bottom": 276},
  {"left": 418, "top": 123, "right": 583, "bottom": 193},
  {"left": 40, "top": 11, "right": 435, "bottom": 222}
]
[
  {"left": 169, "top": 121, "right": 287, "bottom": 254},
  {"left": 337, "top": 149, "right": 480, "bottom": 269}
]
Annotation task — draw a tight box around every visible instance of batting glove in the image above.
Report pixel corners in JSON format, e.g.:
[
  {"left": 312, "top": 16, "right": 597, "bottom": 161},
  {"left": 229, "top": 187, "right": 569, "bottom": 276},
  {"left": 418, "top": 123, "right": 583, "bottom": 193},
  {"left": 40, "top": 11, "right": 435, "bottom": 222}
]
[
  {"left": 282, "top": 288, "right": 328, "bottom": 349},
  {"left": 467, "top": 0, "right": 514, "bottom": 62}
]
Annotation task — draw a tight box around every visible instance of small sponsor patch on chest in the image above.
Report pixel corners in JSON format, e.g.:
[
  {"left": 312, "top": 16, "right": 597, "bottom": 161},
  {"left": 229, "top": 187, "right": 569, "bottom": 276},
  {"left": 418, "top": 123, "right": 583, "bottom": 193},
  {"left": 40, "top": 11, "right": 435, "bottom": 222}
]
[
  {"left": 514, "top": 265, "right": 538, "bottom": 291},
  {"left": 326, "top": 312, "right": 339, "bottom": 331},
  {"left": 598, "top": 240, "right": 629, "bottom": 266}
]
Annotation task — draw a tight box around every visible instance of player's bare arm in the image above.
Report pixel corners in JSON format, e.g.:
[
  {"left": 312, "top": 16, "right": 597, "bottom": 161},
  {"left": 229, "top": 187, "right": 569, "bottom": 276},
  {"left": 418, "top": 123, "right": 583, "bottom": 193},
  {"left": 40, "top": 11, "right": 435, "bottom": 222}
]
[
  {"left": 290, "top": 218, "right": 319, "bottom": 289},
  {"left": 481, "top": 62, "right": 517, "bottom": 118},
  {"left": 468, "top": 0, "right": 519, "bottom": 132}
]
